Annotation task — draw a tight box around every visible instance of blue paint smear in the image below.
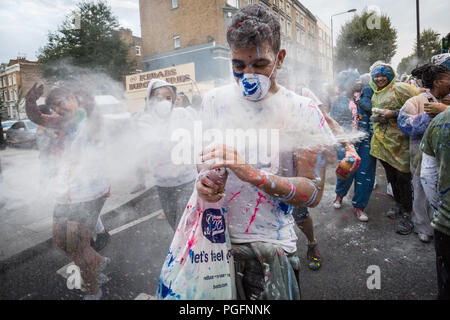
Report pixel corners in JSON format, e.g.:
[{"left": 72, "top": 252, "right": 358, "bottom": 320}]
[
  {"left": 277, "top": 201, "right": 291, "bottom": 215},
  {"left": 440, "top": 187, "right": 450, "bottom": 196},
  {"left": 167, "top": 254, "right": 175, "bottom": 267},
  {"left": 157, "top": 279, "right": 180, "bottom": 299},
  {"left": 233, "top": 70, "right": 244, "bottom": 79},
  {"left": 242, "top": 77, "right": 259, "bottom": 96}
]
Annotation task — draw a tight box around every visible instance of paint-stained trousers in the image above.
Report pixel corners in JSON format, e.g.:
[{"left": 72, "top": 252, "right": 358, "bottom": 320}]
[
  {"left": 410, "top": 138, "right": 434, "bottom": 236},
  {"left": 335, "top": 136, "right": 377, "bottom": 209}
]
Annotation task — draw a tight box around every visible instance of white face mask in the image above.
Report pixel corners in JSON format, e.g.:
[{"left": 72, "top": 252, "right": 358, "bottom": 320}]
[
  {"left": 235, "top": 59, "right": 278, "bottom": 102},
  {"left": 153, "top": 100, "right": 172, "bottom": 118}
]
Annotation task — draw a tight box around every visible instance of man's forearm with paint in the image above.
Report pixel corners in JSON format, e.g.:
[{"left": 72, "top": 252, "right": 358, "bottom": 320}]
[{"left": 198, "top": 144, "right": 326, "bottom": 208}]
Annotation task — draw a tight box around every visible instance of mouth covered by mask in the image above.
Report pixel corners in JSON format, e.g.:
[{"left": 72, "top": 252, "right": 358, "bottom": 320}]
[
  {"left": 234, "top": 59, "right": 277, "bottom": 101},
  {"left": 153, "top": 100, "right": 173, "bottom": 118}
]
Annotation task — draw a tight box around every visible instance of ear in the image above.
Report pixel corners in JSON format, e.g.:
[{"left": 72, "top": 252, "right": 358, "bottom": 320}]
[{"left": 276, "top": 49, "right": 287, "bottom": 69}]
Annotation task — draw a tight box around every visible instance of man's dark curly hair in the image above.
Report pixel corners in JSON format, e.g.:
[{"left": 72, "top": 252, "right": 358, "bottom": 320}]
[
  {"left": 411, "top": 64, "right": 449, "bottom": 89},
  {"left": 227, "top": 4, "right": 281, "bottom": 54}
]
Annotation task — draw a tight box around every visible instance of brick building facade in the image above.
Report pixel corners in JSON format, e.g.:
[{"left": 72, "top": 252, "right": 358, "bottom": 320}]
[
  {"left": 0, "top": 58, "right": 49, "bottom": 120},
  {"left": 137, "top": 0, "right": 333, "bottom": 96},
  {"left": 119, "top": 28, "right": 144, "bottom": 73}
]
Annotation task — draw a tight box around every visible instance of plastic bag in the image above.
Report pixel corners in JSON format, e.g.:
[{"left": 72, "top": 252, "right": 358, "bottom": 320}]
[{"left": 156, "top": 181, "right": 236, "bottom": 300}]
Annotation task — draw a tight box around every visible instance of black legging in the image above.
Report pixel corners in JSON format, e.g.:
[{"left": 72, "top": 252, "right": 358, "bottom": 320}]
[
  {"left": 379, "top": 160, "right": 413, "bottom": 213},
  {"left": 435, "top": 229, "right": 450, "bottom": 300}
]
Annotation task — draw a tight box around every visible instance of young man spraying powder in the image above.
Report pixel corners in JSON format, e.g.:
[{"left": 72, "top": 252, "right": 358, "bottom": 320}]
[{"left": 197, "top": 5, "right": 335, "bottom": 300}]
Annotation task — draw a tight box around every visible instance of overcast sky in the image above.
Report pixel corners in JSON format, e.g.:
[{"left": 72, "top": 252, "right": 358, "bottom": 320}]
[{"left": 0, "top": 0, "right": 448, "bottom": 70}]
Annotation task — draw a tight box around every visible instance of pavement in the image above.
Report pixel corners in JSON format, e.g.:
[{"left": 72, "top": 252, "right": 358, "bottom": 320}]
[{"left": 0, "top": 146, "right": 438, "bottom": 300}]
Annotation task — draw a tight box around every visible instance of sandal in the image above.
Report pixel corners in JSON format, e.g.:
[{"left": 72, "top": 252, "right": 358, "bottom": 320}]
[{"left": 307, "top": 241, "right": 322, "bottom": 271}]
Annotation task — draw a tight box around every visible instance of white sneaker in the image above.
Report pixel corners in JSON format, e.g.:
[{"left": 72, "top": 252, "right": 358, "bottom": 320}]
[
  {"left": 418, "top": 233, "right": 432, "bottom": 243},
  {"left": 386, "top": 183, "right": 394, "bottom": 197},
  {"left": 333, "top": 195, "right": 343, "bottom": 209},
  {"left": 354, "top": 208, "right": 369, "bottom": 222}
]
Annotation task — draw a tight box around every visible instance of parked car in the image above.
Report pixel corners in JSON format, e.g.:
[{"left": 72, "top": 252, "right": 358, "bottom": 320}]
[
  {"left": 5, "top": 120, "right": 38, "bottom": 148},
  {"left": 2, "top": 120, "right": 16, "bottom": 139}
]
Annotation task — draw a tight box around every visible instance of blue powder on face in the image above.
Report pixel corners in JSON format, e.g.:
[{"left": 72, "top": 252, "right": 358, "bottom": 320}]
[{"left": 233, "top": 70, "right": 244, "bottom": 79}]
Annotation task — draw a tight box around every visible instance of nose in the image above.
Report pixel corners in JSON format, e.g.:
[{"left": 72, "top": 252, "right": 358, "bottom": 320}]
[{"left": 243, "top": 64, "right": 256, "bottom": 74}]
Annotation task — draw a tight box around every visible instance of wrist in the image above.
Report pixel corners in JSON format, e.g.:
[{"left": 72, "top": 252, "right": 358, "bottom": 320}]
[{"left": 246, "top": 165, "right": 265, "bottom": 186}]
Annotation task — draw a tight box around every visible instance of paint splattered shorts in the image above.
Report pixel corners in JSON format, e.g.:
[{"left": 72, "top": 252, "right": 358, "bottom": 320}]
[{"left": 291, "top": 206, "right": 309, "bottom": 223}]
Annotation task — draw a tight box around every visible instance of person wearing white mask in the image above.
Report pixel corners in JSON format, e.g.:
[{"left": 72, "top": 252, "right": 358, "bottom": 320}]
[
  {"left": 131, "top": 79, "right": 197, "bottom": 230},
  {"left": 198, "top": 4, "right": 335, "bottom": 300}
]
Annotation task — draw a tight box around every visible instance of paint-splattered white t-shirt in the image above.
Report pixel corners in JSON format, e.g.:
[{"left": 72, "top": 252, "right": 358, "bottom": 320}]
[{"left": 201, "top": 83, "right": 334, "bottom": 253}]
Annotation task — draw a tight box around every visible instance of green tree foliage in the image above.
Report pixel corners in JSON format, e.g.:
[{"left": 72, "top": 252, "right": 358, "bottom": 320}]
[
  {"left": 335, "top": 11, "right": 397, "bottom": 74},
  {"left": 397, "top": 29, "right": 442, "bottom": 75},
  {"left": 38, "top": 1, "right": 135, "bottom": 82},
  {"left": 397, "top": 55, "right": 418, "bottom": 76}
]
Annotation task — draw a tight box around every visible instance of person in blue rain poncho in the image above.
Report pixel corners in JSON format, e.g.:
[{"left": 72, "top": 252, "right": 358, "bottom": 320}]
[{"left": 331, "top": 70, "right": 377, "bottom": 222}]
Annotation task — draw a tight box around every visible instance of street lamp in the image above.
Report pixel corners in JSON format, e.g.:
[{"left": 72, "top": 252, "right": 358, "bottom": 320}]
[
  {"left": 331, "top": 8, "right": 357, "bottom": 80},
  {"left": 416, "top": 0, "right": 421, "bottom": 59}
]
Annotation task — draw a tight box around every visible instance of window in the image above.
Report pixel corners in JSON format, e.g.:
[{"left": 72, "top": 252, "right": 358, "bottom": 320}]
[
  {"left": 247, "top": 0, "right": 253, "bottom": 4},
  {"left": 280, "top": 17, "right": 285, "bottom": 35},
  {"left": 135, "top": 46, "right": 141, "bottom": 56},
  {"left": 300, "top": 16, "right": 304, "bottom": 27},
  {"left": 296, "top": 28, "right": 300, "bottom": 43},
  {"left": 287, "top": 21, "right": 291, "bottom": 38},
  {"left": 8, "top": 75, "right": 12, "bottom": 86},
  {"left": 172, "top": 0, "right": 178, "bottom": 9},
  {"left": 296, "top": 12, "right": 299, "bottom": 23},
  {"left": 13, "top": 74, "right": 16, "bottom": 85},
  {"left": 173, "top": 35, "right": 180, "bottom": 49},
  {"left": 279, "top": 0, "right": 284, "bottom": 11},
  {"left": 227, "top": 0, "right": 240, "bottom": 8},
  {"left": 286, "top": 2, "right": 290, "bottom": 15}
]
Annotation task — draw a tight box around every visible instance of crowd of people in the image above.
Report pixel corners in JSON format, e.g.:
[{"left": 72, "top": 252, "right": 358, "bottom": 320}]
[{"left": 22, "top": 4, "right": 449, "bottom": 300}]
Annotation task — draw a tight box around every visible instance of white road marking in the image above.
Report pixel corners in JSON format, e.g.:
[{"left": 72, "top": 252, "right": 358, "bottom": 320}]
[{"left": 109, "top": 209, "right": 163, "bottom": 235}]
